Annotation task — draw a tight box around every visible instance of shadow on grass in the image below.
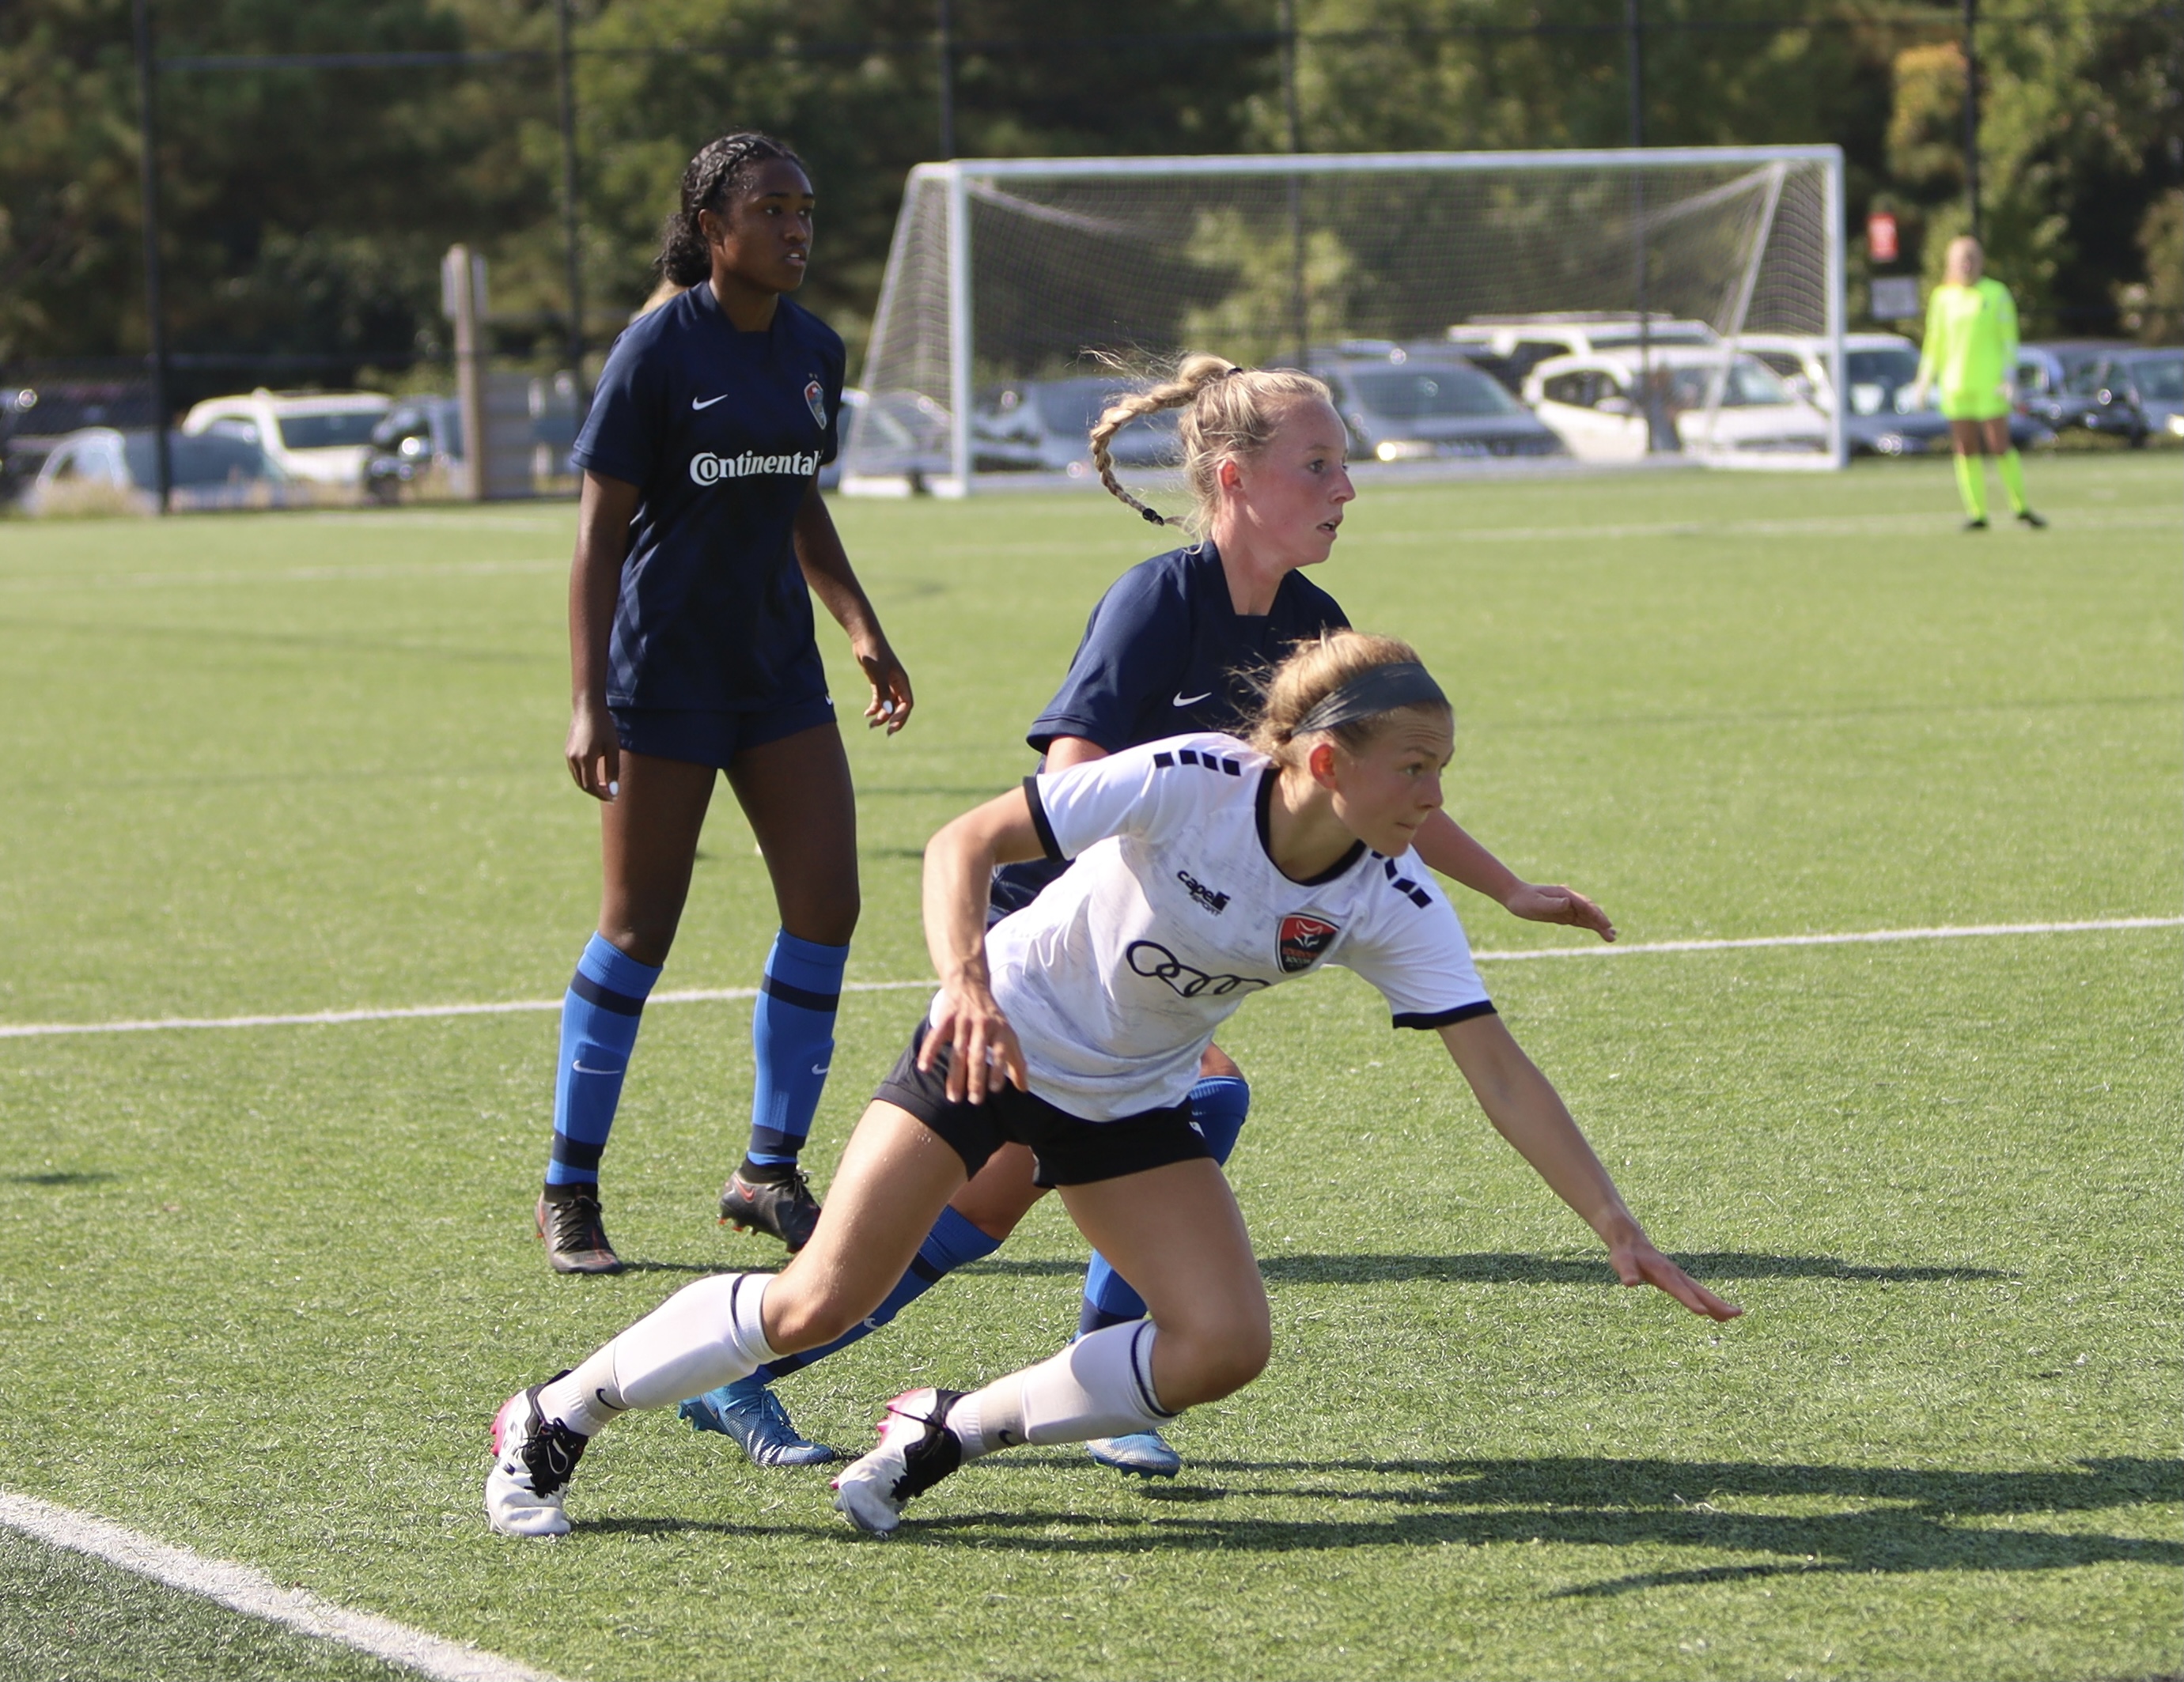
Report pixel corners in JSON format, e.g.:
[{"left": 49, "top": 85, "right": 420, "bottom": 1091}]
[
  {"left": 3, "top": 1170, "right": 118, "bottom": 1188},
  {"left": 904, "top": 1455, "right": 2180, "bottom": 1588},
  {"left": 958, "top": 1252, "right": 2010, "bottom": 1286}
]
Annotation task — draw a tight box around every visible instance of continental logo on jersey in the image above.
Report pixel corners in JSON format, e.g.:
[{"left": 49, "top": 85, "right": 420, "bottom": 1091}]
[
  {"left": 689, "top": 450, "right": 822, "bottom": 486},
  {"left": 1277, "top": 914, "right": 1339, "bottom": 973},
  {"left": 804, "top": 378, "right": 827, "bottom": 428}
]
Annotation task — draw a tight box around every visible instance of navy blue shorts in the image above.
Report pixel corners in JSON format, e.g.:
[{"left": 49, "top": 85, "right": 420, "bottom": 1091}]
[
  {"left": 611, "top": 694, "right": 836, "bottom": 772},
  {"left": 874, "top": 1022, "right": 1211, "bottom": 1189}
]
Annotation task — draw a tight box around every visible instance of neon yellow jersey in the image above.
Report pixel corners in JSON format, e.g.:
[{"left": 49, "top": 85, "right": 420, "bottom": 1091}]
[{"left": 1917, "top": 278, "right": 2018, "bottom": 419}]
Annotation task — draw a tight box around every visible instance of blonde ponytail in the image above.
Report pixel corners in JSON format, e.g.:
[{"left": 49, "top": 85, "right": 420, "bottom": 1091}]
[{"left": 1090, "top": 353, "right": 1333, "bottom": 535}]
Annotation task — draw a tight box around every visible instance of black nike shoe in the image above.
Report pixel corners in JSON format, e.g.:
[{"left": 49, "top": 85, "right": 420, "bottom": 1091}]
[
  {"left": 1963, "top": 517, "right": 1989, "bottom": 531},
  {"left": 719, "top": 1166, "right": 822, "bottom": 1252},
  {"left": 830, "top": 1388, "right": 967, "bottom": 1534},
  {"left": 2016, "top": 508, "right": 2047, "bottom": 529},
  {"left": 536, "top": 1184, "right": 621, "bottom": 1275},
  {"left": 486, "top": 1376, "right": 589, "bottom": 1536}
]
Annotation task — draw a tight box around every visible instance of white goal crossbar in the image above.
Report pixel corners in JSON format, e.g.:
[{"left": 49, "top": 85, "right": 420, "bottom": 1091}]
[{"left": 846, "top": 146, "right": 1845, "bottom": 493}]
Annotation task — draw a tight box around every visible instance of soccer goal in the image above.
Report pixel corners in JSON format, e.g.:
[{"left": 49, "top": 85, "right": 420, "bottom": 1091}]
[{"left": 840, "top": 146, "right": 1845, "bottom": 493}]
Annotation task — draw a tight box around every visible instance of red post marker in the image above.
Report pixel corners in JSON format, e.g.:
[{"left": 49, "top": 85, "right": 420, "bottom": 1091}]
[{"left": 1868, "top": 212, "right": 1899, "bottom": 265}]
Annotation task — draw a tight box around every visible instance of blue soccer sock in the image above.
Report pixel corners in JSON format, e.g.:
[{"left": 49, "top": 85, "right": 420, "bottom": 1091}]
[
  {"left": 544, "top": 934, "right": 664, "bottom": 1188},
  {"left": 1077, "top": 1076, "right": 1251, "bottom": 1336},
  {"left": 705, "top": 1207, "right": 1001, "bottom": 1405},
  {"left": 744, "top": 930, "right": 848, "bottom": 1168}
]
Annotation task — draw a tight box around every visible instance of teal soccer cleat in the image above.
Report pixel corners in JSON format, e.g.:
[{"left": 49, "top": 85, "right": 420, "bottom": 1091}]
[
  {"left": 679, "top": 1377, "right": 838, "bottom": 1466},
  {"left": 1086, "top": 1431, "right": 1182, "bottom": 1479}
]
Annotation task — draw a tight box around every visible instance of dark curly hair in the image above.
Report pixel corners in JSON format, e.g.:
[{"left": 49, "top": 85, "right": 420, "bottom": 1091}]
[{"left": 655, "top": 132, "right": 808, "bottom": 288}]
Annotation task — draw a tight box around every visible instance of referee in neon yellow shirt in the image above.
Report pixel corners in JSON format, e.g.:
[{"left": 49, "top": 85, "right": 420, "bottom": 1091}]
[{"left": 1910, "top": 235, "right": 2045, "bottom": 530}]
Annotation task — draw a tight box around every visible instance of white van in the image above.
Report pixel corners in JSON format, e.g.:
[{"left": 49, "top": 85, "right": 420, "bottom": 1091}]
[{"left": 180, "top": 388, "right": 392, "bottom": 487}]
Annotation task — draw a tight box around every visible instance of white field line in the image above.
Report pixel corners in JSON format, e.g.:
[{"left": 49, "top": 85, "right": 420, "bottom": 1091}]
[
  {"left": 0, "top": 557, "right": 566, "bottom": 592},
  {"left": 0, "top": 978, "right": 933, "bottom": 1039},
  {"left": 0, "top": 1489, "right": 563, "bottom": 1682},
  {"left": 0, "top": 918, "right": 2176, "bottom": 1043},
  {"left": 1368, "top": 505, "right": 2181, "bottom": 546}
]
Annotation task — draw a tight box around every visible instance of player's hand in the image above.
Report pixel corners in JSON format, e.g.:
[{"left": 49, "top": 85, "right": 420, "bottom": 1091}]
[
  {"left": 922, "top": 978, "right": 1026, "bottom": 1105},
  {"left": 1608, "top": 1231, "right": 1742, "bottom": 1321},
  {"left": 855, "top": 636, "right": 914, "bottom": 735},
  {"left": 1504, "top": 882, "right": 1615, "bottom": 943},
  {"left": 566, "top": 697, "right": 620, "bottom": 802}
]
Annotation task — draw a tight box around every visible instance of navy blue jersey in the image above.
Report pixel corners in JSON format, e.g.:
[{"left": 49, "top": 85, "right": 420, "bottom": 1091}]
[
  {"left": 1027, "top": 541, "right": 1349, "bottom": 753},
  {"left": 990, "top": 541, "right": 1349, "bottom": 920},
  {"left": 573, "top": 285, "right": 845, "bottom": 710}
]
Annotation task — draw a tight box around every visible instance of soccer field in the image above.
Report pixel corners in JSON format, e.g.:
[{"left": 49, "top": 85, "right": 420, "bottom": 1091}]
[{"left": 0, "top": 455, "right": 2178, "bottom": 1682}]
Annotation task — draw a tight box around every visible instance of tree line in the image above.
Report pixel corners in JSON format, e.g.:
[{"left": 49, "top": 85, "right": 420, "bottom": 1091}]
[{"left": 2, "top": 0, "right": 2177, "bottom": 405}]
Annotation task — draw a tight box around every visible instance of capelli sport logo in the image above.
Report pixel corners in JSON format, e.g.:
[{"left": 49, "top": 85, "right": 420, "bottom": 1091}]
[
  {"left": 689, "top": 449, "right": 822, "bottom": 486},
  {"left": 804, "top": 378, "right": 827, "bottom": 428}
]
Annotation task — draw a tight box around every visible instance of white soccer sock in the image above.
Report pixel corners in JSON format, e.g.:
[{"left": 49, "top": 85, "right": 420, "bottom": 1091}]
[
  {"left": 536, "top": 1272, "right": 779, "bottom": 1434},
  {"left": 947, "top": 1321, "right": 1174, "bottom": 1460}
]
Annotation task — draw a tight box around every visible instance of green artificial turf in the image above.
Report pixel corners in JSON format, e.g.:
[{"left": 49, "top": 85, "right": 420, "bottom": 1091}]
[
  {"left": 0, "top": 1526, "right": 415, "bottom": 1682},
  {"left": 0, "top": 455, "right": 2177, "bottom": 1681}
]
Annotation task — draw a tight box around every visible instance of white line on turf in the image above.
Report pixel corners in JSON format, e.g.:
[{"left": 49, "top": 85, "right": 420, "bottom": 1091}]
[
  {"left": 0, "top": 918, "right": 2175, "bottom": 1042},
  {"left": 0, "top": 1489, "right": 564, "bottom": 1682}
]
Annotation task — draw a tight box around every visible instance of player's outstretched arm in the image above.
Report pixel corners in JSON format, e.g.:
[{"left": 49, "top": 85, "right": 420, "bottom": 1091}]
[
  {"left": 916, "top": 790, "right": 1049, "bottom": 1104},
  {"left": 1438, "top": 1014, "right": 1739, "bottom": 1321},
  {"left": 1411, "top": 811, "right": 1614, "bottom": 942},
  {"left": 566, "top": 471, "right": 642, "bottom": 801},
  {"left": 792, "top": 478, "right": 914, "bottom": 734}
]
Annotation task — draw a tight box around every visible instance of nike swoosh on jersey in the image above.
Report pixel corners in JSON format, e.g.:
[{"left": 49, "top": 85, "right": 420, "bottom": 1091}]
[
  {"left": 1172, "top": 691, "right": 1213, "bottom": 707},
  {"left": 691, "top": 394, "right": 729, "bottom": 410}
]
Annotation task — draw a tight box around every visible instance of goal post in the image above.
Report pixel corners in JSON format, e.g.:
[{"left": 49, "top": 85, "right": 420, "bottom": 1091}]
[{"left": 842, "top": 146, "right": 1845, "bottom": 493}]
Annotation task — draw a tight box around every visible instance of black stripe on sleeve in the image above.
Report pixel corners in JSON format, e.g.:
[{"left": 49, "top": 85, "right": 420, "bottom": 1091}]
[
  {"left": 1023, "top": 776, "right": 1066, "bottom": 861},
  {"left": 1391, "top": 1000, "right": 1498, "bottom": 1031}
]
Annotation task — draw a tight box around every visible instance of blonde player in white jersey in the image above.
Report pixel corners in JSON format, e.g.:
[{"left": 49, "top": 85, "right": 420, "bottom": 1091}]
[{"left": 486, "top": 630, "right": 1741, "bottom": 1539}]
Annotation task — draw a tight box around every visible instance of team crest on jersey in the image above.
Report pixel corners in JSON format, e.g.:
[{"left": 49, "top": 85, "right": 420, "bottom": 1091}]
[
  {"left": 1277, "top": 914, "right": 1339, "bottom": 973},
  {"left": 804, "top": 378, "right": 827, "bottom": 429}
]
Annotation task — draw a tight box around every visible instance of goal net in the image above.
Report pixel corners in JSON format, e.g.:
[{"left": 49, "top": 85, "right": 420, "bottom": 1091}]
[{"left": 842, "top": 146, "right": 1844, "bottom": 493}]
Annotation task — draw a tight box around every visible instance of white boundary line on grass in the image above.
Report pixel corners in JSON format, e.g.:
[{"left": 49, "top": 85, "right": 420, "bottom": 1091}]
[
  {"left": 0, "top": 917, "right": 2176, "bottom": 1042},
  {"left": 0, "top": 1489, "right": 564, "bottom": 1682}
]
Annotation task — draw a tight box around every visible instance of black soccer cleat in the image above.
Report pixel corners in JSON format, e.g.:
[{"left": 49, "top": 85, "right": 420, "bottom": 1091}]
[
  {"left": 719, "top": 1167, "right": 822, "bottom": 1252},
  {"left": 536, "top": 1184, "right": 622, "bottom": 1275},
  {"left": 1963, "top": 517, "right": 1989, "bottom": 531},
  {"left": 2016, "top": 508, "right": 2047, "bottom": 529},
  {"left": 830, "top": 1388, "right": 967, "bottom": 1534}
]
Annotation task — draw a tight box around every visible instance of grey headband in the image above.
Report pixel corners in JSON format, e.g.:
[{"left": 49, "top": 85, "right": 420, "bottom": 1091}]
[{"left": 1292, "top": 661, "right": 1449, "bottom": 737}]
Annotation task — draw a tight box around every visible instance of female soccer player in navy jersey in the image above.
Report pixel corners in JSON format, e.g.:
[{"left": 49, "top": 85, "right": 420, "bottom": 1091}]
[
  {"left": 485, "top": 629, "right": 1739, "bottom": 1540},
  {"left": 535, "top": 131, "right": 914, "bottom": 1277},
  {"left": 681, "top": 356, "right": 1614, "bottom": 1471}
]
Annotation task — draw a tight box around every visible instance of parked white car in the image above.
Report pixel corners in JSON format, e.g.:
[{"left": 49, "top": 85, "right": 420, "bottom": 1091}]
[
  {"left": 1447, "top": 315, "right": 1721, "bottom": 391},
  {"left": 1522, "top": 348, "right": 1830, "bottom": 462},
  {"left": 26, "top": 426, "right": 293, "bottom": 515},
  {"left": 180, "top": 388, "right": 391, "bottom": 486}
]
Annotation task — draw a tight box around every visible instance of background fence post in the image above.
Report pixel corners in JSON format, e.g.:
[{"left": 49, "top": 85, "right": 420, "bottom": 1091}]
[{"left": 131, "top": 0, "right": 172, "bottom": 514}]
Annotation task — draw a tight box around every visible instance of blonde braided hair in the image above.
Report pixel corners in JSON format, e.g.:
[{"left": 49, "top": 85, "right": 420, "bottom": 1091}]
[{"left": 1089, "top": 353, "right": 1334, "bottom": 534}]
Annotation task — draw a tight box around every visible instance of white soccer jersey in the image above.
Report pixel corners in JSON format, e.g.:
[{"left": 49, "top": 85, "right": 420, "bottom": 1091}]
[{"left": 952, "top": 732, "right": 1495, "bottom": 1121}]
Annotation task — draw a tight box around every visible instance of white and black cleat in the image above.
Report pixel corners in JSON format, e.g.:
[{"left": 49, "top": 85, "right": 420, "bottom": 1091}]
[
  {"left": 830, "top": 1388, "right": 965, "bottom": 1535},
  {"left": 486, "top": 1377, "right": 589, "bottom": 1538}
]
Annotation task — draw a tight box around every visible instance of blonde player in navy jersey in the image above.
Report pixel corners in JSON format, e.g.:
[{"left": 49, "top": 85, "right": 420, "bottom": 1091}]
[
  {"left": 681, "top": 356, "right": 1614, "bottom": 1472},
  {"left": 536, "top": 130, "right": 914, "bottom": 1278},
  {"left": 486, "top": 629, "right": 1739, "bottom": 1540}
]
